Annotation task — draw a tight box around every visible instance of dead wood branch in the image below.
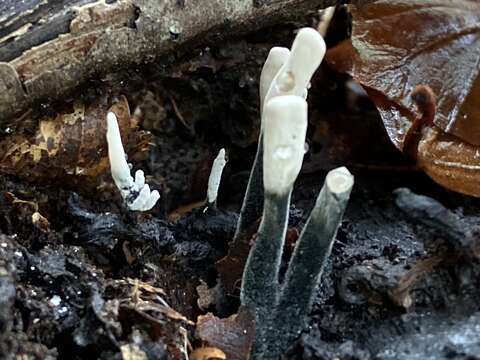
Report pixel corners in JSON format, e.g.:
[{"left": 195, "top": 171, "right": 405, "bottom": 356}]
[{"left": 0, "top": 0, "right": 342, "bottom": 123}]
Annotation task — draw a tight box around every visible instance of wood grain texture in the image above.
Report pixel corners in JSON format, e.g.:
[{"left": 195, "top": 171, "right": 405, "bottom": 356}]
[{"left": 0, "top": 0, "right": 340, "bottom": 123}]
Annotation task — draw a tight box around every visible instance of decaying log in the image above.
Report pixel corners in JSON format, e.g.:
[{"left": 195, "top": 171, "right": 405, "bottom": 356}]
[{"left": 0, "top": 0, "right": 341, "bottom": 123}]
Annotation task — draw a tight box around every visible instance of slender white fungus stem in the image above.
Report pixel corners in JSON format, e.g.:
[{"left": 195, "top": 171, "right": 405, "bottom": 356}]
[
  {"left": 106, "top": 112, "right": 160, "bottom": 211},
  {"left": 262, "top": 95, "right": 308, "bottom": 195},
  {"left": 207, "top": 148, "right": 227, "bottom": 205}
]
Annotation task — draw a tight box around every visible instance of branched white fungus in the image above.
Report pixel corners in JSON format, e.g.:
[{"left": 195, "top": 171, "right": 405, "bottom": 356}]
[
  {"left": 262, "top": 95, "right": 308, "bottom": 195},
  {"left": 106, "top": 112, "right": 160, "bottom": 211},
  {"left": 207, "top": 148, "right": 227, "bottom": 205},
  {"left": 240, "top": 28, "right": 354, "bottom": 360},
  {"left": 234, "top": 28, "right": 326, "bottom": 243}
]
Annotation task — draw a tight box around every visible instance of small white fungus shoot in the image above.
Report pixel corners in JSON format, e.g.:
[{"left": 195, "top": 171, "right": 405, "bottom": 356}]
[
  {"left": 106, "top": 112, "right": 160, "bottom": 211},
  {"left": 207, "top": 148, "right": 227, "bottom": 205}
]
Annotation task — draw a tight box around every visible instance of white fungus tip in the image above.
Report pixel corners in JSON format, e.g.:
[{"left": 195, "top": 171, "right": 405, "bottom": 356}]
[
  {"left": 134, "top": 169, "right": 145, "bottom": 189},
  {"left": 265, "top": 28, "right": 326, "bottom": 103},
  {"left": 146, "top": 190, "right": 161, "bottom": 210},
  {"left": 263, "top": 95, "right": 308, "bottom": 195},
  {"left": 106, "top": 111, "right": 132, "bottom": 189},
  {"left": 325, "top": 167, "right": 354, "bottom": 194},
  {"left": 207, "top": 148, "right": 228, "bottom": 204},
  {"left": 217, "top": 148, "right": 226, "bottom": 158},
  {"left": 106, "top": 112, "right": 121, "bottom": 146},
  {"left": 107, "top": 111, "right": 118, "bottom": 124},
  {"left": 292, "top": 28, "right": 326, "bottom": 55},
  {"left": 128, "top": 184, "right": 151, "bottom": 211},
  {"left": 260, "top": 47, "right": 290, "bottom": 111},
  {"left": 285, "top": 28, "right": 326, "bottom": 93}
]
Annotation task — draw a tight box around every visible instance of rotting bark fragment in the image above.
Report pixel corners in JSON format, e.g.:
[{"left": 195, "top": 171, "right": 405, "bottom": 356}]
[{"left": 0, "top": 95, "right": 151, "bottom": 189}]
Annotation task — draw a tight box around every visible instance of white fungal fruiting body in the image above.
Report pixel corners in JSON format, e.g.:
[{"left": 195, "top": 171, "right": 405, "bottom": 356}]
[
  {"left": 325, "top": 166, "right": 354, "bottom": 195},
  {"left": 106, "top": 112, "right": 135, "bottom": 193},
  {"left": 207, "top": 148, "right": 227, "bottom": 204},
  {"left": 106, "top": 112, "right": 160, "bottom": 211},
  {"left": 264, "top": 28, "right": 326, "bottom": 103},
  {"left": 260, "top": 47, "right": 290, "bottom": 112},
  {"left": 263, "top": 96, "right": 308, "bottom": 195},
  {"left": 260, "top": 29, "right": 325, "bottom": 196},
  {"left": 240, "top": 28, "right": 355, "bottom": 360}
]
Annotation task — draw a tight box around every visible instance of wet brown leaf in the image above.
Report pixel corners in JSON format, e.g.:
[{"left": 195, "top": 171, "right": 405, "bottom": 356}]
[
  {"left": 326, "top": 0, "right": 480, "bottom": 196},
  {"left": 196, "top": 307, "right": 255, "bottom": 360},
  {"left": 0, "top": 95, "right": 151, "bottom": 189}
]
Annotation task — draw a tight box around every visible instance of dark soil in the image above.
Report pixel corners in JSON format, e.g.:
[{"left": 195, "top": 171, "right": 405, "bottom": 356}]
[{"left": 1, "top": 13, "right": 479, "bottom": 360}]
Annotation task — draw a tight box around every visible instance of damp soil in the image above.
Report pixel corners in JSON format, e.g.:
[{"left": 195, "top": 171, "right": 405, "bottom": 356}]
[{"left": 1, "top": 17, "right": 480, "bottom": 360}]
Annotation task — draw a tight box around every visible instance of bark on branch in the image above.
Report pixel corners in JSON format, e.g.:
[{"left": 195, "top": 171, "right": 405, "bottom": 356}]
[{"left": 0, "top": 0, "right": 340, "bottom": 123}]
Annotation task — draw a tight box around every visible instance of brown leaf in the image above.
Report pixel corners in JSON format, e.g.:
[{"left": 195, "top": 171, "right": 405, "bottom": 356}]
[
  {"left": 216, "top": 224, "right": 299, "bottom": 297},
  {"left": 326, "top": 0, "right": 480, "bottom": 196},
  {"left": 196, "top": 307, "right": 255, "bottom": 360},
  {"left": 216, "top": 219, "right": 260, "bottom": 296},
  {"left": 417, "top": 127, "right": 480, "bottom": 197},
  {"left": 190, "top": 347, "right": 226, "bottom": 360}
]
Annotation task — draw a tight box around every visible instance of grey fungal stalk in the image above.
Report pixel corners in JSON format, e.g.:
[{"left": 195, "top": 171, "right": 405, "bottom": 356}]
[
  {"left": 106, "top": 112, "right": 160, "bottom": 211},
  {"left": 239, "top": 28, "right": 354, "bottom": 359}
]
